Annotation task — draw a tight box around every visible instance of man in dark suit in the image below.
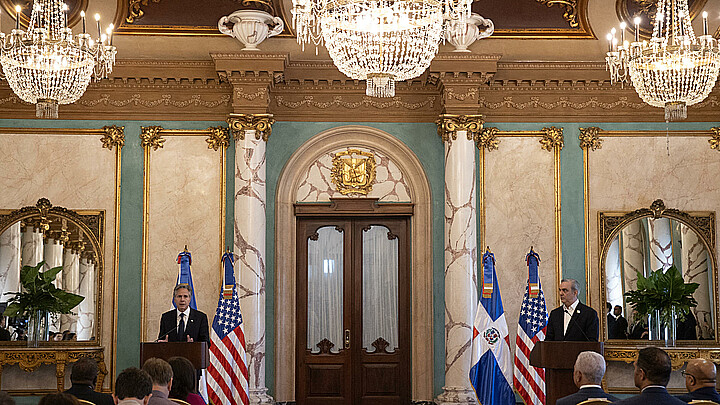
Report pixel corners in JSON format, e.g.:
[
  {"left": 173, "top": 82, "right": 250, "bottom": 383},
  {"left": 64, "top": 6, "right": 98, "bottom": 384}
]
[
  {"left": 64, "top": 357, "right": 114, "bottom": 405},
  {"left": 614, "top": 347, "right": 686, "bottom": 405},
  {"left": 557, "top": 351, "right": 618, "bottom": 405},
  {"left": 546, "top": 279, "right": 599, "bottom": 341},
  {"left": 609, "top": 305, "right": 628, "bottom": 339},
  {"left": 675, "top": 358, "right": 720, "bottom": 403},
  {"left": 157, "top": 284, "right": 209, "bottom": 342},
  {"left": 606, "top": 302, "right": 617, "bottom": 339}
]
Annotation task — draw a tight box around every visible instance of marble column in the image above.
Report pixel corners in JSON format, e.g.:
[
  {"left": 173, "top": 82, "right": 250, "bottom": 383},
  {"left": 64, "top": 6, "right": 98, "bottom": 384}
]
[
  {"left": 44, "top": 238, "right": 64, "bottom": 332},
  {"left": 0, "top": 223, "right": 21, "bottom": 300},
  {"left": 621, "top": 221, "right": 645, "bottom": 322},
  {"left": 436, "top": 115, "right": 479, "bottom": 405},
  {"left": 77, "top": 257, "right": 95, "bottom": 340},
  {"left": 20, "top": 223, "right": 44, "bottom": 268},
  {"left": 647, "top": 218, "right": 672, "bottom": 271},
  {"left": 229, "top": 113, "right": 274, "bottom": 404},
  {"left": 680, "top": 224, "right": 712, "bottom": 338},
  {"left": 61, "top": 247, "right": 80, "bottom": 334}
]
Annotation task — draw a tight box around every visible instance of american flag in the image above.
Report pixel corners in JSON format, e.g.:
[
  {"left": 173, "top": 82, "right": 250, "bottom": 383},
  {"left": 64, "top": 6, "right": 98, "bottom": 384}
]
[
  {"left": 513, "top": 249, "right": 549, "bottom": 405},
  {"left": 206, "top": 252, "right": 249, "bottom": 405}
]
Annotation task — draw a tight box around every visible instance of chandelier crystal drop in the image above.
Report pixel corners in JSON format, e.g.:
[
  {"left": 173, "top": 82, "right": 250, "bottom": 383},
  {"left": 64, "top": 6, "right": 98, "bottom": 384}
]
[
  {"left": 292, "top": 0, "right": 476, "bottom": 98},
  {"left": 605, "top": 0, "right": 720, "bottom": 121},
  {"left": 0, "top": 0, "right": 116, "bottom": 118}
]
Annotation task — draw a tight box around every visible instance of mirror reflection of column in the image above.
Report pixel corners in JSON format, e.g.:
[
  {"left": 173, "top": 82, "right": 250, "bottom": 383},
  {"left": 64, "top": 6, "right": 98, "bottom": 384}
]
[
  {"left": 44, "top": 231, "right": 65, "bottom": 335},
  {"left": 0, "top": 223, "right": 21, "bottom": 304},
  {"left": 77, "top": 254, "right": 95, "bottom": 340},
  {"left": 60, "top": 242, "right": 82, "bottom": 338}
]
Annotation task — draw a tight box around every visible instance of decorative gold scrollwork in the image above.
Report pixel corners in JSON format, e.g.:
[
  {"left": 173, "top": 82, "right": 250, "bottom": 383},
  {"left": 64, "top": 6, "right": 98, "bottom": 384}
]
[
  {"left": 535, "top": 0, "right": 579, "bottom": 28},
  {"left": 436, "top": 114, "right": 484, "bottom": 143},
  {"left": 126, "top": 0, "right": 160, "bottom": 23},
  {"left": 540, "top": 126, "right": 564, "bottom": 151},
  {"left": 100, "top": 125, "right": 125, "bottom": 151},
  {"left": 205, "top": 126, "right": 231, "bottom": 151},
  {"left": 476, "top": 127, "right": 500, "bottom": 151},
  {"left": 579, "top": 126, "right": 603, "bottom": 151},
  {"left": 709, "top": 127, "right": 720, "bottom": 151},
  {"left": 227, "top": 114, "right": 275, "bottom": 142},
  {"left": 140, "top": 126, "right": 165, "bottom": 150},
  {"left": 330, "top": 149, "right": 377, "bottom": 196}
]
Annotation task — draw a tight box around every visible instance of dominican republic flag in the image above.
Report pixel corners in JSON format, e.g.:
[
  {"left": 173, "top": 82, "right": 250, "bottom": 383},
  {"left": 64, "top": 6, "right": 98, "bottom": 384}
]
[
  {"left": 175, "top": 249, "right": 197, "bottom": 310},
  {"left": 206, "top": 252, "right": 250, "bottom": 405},
  {"left": 470, "top": 249, "right": 514, "bottom": 405},
  {"left": 513, "top": 248, "right": 549, "bottom": 405}
]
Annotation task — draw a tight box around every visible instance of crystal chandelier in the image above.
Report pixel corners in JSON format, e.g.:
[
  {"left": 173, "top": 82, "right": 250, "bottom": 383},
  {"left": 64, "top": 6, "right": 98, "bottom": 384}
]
[
  {"left": 605, "top": 0, "right": 720, "bottom": 121},
  {"left": 292, "top": 0, "right": 474, "bottom": 97},
  {"left": 0, "top": 0, "right": 116, "bottom": 118}
]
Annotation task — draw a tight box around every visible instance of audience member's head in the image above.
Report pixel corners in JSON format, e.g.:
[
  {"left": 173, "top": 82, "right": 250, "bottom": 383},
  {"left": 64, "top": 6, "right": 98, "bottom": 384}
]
[
  {"left": 70, "top": 357, "right": 100, "bottom": 386},
  {"left": 613, "top": 305, "right": 623, "bottom": 317},
  {"left": 114, "top": 367, "right": 153, "bottom": 404},
  {"left": 634, "top": 347, "right": 672, "bottom": 389},
  {"left": 168, "top": 356, "right": 198, "bottom": 400},
  {"left": 573, "top": 351, "right": 607, "bottom": 388},
  {"left": 142, "top": 357, "right": 173, "bottom": 391},
  {"left": 606, "top": 302, "right": 612, "bottom": 313},
  {"left": 0, "top": 391, "right": 15, "bottom": 405},
  {"left": 683, "top": 358, "right": 717, "bottom": 393},
  {"left": 38, "top": 393, "right": 79, "bottom": 405}
]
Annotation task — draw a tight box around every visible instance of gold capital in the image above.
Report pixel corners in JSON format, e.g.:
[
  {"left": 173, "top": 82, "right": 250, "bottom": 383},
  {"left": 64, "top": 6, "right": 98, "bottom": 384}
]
[
  {"left": 206, "top": 126, "right": 231, "bottom": 151},
  {"left": 140, "top": 126, "right": 165, "bottom": 150},
  {"left": 540, "top": 126, "right": 564, "bottom": 151},
  {"left": 476, "top": 127, "right": 500, "bottom": 151},
  {"left": 100, "top": 125, "right": 125, "bottom": 150},
  {"left": 436, "top": 114, "right": 484, "bottom": 143},
  {"left": 227, "top": 113, "right": 275, "bottom": 142},
  {"left": 579, "top": 127, "right": 603, "bottom": 151},
  {"left": 710, "top": 127, "right": 720, "bottom": 152}
]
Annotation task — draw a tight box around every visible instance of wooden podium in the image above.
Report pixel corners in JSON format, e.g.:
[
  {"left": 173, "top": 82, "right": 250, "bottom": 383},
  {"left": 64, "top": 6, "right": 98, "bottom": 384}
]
[
  {"left": 529, "top": 341, "right": 603, "bottom": 405},
  {"left": 140, "top": 342, "right": 210, "bottom": 370}
]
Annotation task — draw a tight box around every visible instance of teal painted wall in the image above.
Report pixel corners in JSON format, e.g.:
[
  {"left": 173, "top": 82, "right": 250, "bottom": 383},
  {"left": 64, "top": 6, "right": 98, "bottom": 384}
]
[{"left": 2, "top": 118, "right": 718, "bottom": 402}]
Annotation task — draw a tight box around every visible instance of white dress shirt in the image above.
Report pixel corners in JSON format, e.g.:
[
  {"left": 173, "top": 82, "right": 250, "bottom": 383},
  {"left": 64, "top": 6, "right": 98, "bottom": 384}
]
[
  {"left": 563, "top": 299, "right": 580, "bottom": 335},
  {"left": 176, "top": 307, "right": 191, "bottom": 333}
]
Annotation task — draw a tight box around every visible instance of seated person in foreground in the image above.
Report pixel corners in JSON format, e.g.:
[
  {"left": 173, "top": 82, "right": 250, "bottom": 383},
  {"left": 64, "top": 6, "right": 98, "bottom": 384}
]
[
  {"left": 142, "top": 358, "right": 176, "bottom": 405},
  {"left": 557, "top": 351, "right": 618, "bottom": 405},
  {"left": 614, "top": 347, "right": 686, "bottom": 405},
  {"left": 64, "top": 357, "right": 114, "bottom": 405},
  {"left": 546, "top": 279, "right": 599, "bottom": 341},
  {"left": 675, "top": 358, "right": 720, "bottom": 403},
  {"left": 114, "top": 367, "right": 153, "bottom": 405},
  {"left": 168, "top": 356, "right": 206, "bottom": 405}
]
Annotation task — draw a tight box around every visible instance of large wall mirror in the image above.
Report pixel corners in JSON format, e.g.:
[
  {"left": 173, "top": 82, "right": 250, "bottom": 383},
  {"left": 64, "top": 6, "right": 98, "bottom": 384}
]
[
  {"left": 0, "top": 198, "right": 104, "bottom": 345},
  {"left": 599, "top": 200, "right": 717, "bottom": 344}
]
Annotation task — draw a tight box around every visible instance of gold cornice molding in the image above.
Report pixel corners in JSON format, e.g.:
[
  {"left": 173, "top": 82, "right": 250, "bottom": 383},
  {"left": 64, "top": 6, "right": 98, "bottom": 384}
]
[
  {"left": 227, "top": 113, "right": 275, "bottom": 141},
  {"left": 206, "top": 127, "right": 231, "bottom": 151},
  {"left": 436, "top": 114, "right": 484, "bottom": 143},
  {"left": 579, "top": 126, "right": 603, "bottom": 151},
  {"left": 476, "top": 127, "right": 500, "bottom": 151},
  {"left": 710, "top": 127, "right": 720, "bottom": 151},
  {"left": 540, "top": 126, "right": 564, "bottom": 151},
  {"left": 140, "top": 126, "right": 165, "bottom": 150},
  {"left": 100, "top": 126, "right": 126, "bottom": 151}
]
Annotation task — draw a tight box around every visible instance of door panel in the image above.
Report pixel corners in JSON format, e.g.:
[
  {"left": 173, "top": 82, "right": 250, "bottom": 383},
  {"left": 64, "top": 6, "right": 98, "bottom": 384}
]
[{"left": 297, "top": 216, "right": 410, "bottom": 405}]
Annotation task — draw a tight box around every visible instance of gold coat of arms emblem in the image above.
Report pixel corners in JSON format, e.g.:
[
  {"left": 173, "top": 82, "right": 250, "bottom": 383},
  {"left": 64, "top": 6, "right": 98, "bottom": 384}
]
[{"left": 330, "top": 149, "right": 377, "bottom": 195}]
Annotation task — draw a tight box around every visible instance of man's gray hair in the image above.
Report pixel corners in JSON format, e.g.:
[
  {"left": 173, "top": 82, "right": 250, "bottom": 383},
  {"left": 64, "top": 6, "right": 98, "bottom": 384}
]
[
  {"left": 561, "top": 278, "right": 580, "bottom": 293},
  {"left": 173, "top": 283, "right": 192, "bottom": 295},
  {"left": 574, "top": 351, "right": 606, "bottom": 384}
]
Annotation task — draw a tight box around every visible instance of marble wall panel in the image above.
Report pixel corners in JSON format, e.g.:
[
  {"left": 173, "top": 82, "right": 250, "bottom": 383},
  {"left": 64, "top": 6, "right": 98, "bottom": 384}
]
[
  {"left": 144, "top": 135, "right": 222, "bottom": 340},
  {"left": 0, "top": 132, "right": 117, "bottom": 389},
  {"left": 484, "top": 137, "right": 557, "bottom": 355},
  {"left": 295, "top": 147, "right": 411, "bottom": 202}
]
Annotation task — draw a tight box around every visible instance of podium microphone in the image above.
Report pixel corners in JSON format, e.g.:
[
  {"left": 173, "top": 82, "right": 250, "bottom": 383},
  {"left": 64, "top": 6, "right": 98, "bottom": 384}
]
[
  {"left": 156, "top": 325, "right": 177, "bottom": 342},
  {"left": 564, "top": 309, "right": 593, "bottom": 342}
]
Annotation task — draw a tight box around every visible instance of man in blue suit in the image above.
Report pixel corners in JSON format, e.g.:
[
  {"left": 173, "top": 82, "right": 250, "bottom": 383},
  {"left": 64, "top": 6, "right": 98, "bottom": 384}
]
[
  {"left": 614, "top": 347, "right": 686, "bottom": 405},
  {"left": 556, "top": 351, "right": 618, "bottom": 405},
  {"left": 675, "top": 358, "right": 720, "bottom": 403}
]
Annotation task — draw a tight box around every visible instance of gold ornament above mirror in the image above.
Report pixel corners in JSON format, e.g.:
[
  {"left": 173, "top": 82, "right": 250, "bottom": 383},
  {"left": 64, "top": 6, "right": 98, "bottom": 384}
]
[
  {"left": 0, "top": 199, "right": 104, "bottom": 346},
  {"left": 599, "top": 200, "right": 717, "bottom": 345}
]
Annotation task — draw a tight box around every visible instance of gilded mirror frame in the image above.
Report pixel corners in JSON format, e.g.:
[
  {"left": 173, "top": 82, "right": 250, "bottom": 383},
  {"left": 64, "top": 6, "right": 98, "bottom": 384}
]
[
  {"left": 0, "top": 198, "right": 104, "bottom": 347},
  {"left": 598, "top": 199, "right": 718, "bottom": 347}
]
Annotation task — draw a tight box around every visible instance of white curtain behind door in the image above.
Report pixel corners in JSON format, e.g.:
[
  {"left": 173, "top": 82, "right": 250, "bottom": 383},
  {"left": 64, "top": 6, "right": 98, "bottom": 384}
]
[
  {"left": 307, "top": 226, "right": 344, "bottom": 353},
  {"left": 362, "top": 225, "right": 398, "bottom": 352}
]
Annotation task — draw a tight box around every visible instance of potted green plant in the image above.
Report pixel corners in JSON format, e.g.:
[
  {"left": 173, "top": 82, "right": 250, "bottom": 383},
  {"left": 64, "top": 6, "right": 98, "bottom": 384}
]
[
  {"left": 3, "top": 261, "right": 84, "bottom": 347},
  {"left": 624, "top": 264, "right": 699, "bottom": 346}
]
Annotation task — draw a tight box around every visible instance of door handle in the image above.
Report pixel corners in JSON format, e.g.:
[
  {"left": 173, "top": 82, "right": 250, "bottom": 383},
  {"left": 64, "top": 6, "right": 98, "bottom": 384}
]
[{"left": 344, "top": 329, "right": 350, "bottom": 349}]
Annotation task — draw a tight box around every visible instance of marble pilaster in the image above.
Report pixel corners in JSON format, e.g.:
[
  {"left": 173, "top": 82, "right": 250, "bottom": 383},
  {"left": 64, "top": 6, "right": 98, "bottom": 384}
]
[
  {"left": 229, "top": 114, "right": 274, "bottom": 404},
  {"left": 20, "top": 226, "right": 43, "bottom": 268},
  {"left": 647, "top": 218, "right": 673, "bottom": 271},
  {"left": 60, "top": 249, "right": 80, "bottom": 334},
  {"left": 0, "top": 223, "right": 21, "bottom": 300},
  {"left": 436, "top": 115, "right": 479, "bottom": 405},
  {"left": 44, "top": 238, "right": 64, "bottom": 332},
  {"left": 77, "top": 258, "right": 95, "bottom": 340}
]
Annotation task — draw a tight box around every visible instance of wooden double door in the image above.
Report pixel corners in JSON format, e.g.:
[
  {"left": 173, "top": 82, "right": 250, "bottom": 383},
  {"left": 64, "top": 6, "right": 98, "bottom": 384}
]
[{"left": 296, "top": 211, "right": 411, "bottom": 405}]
